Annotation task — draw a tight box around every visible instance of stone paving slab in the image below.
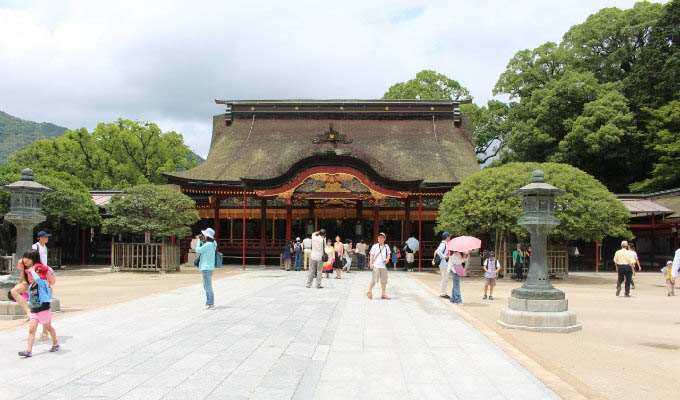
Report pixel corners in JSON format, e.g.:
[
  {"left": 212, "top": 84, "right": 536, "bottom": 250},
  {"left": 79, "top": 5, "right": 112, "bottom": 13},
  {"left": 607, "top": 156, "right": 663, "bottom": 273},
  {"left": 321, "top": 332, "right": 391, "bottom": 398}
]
[{"left": 0, "top": 269, "right": 559, "bottom": 400}]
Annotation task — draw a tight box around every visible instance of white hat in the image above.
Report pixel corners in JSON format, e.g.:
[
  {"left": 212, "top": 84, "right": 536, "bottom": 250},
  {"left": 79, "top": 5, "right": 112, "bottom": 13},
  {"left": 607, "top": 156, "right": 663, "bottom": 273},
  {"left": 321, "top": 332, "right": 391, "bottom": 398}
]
[
  {"left": 201, "top": 228, "right": 215, "bottom": 240},
  {"left": 296, "top": 237, "right": 301, "bottom": 241},
  {"left": 621, "top": 240, "right": 628, "bottom": 247},
  {"left": 668, "top": 260, "right": 673, "bottom": 265}
]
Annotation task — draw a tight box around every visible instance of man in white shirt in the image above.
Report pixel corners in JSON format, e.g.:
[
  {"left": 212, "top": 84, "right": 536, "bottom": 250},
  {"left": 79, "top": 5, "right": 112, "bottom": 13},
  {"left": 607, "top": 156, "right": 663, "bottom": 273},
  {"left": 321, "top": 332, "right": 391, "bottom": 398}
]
[
  {"left": 32, "top": 231, "right": 51, "bottom": 265},
  {"left": 613, "top": 240, "right": 635, "bottom": 297},
  {"left": 355, "top": 240, "right": 367, "bottom": 271},
  {"left": 306, "top": 230, "right": 326, "bottom": 289},
  {"left": 302, "top": 235, "right": 312, "bottom": 270},
  {"left": 368, "top": 232, "right": 391, "bottom": 300},
  {"left": 436, "top": 232, "right": 452, "bottom": 298}
]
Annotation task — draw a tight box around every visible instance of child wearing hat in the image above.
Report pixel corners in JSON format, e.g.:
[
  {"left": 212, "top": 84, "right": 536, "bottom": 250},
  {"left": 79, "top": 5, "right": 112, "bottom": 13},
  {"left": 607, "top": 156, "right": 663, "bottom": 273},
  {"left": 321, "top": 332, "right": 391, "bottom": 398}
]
[
  {"left": 483, "top": 252, "right": 501, "bottom": 300},
  {"left": 662, "top": 260, "right": 675, "bottom": 296}
]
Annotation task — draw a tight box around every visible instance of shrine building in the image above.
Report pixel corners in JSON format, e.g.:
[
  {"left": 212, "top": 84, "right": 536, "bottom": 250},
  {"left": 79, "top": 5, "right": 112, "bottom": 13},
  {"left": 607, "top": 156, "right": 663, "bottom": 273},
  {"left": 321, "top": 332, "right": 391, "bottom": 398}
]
[{"left": 165, "top": 100, "right": 479, "bottom": 267}]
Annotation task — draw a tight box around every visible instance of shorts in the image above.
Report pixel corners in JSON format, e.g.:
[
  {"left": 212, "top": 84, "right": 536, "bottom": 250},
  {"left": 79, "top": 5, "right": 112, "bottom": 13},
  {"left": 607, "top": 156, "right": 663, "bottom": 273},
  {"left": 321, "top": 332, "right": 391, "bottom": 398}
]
[
  {"left": 485, "top": 278, "right": 497, "bottom": 286},
  {"left": 29, "top": 309, "right": 52, "bottom": 325},
  {"left": 372, "top": 268, "right": 388, "bottom": 284},
  {"left": 667, "top": 278, "right": 675, "bottom": 285},
  {"left": 406, "top": 253, "right": 414, "bottom": 263}
]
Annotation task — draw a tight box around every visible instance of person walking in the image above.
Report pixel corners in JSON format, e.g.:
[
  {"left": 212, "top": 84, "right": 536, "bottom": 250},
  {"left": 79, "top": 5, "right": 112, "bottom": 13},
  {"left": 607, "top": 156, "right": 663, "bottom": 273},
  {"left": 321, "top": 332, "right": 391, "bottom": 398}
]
[
  {"left": 436, "top": 232, "right": 452, "bottom": 298},
  {"left": 512, "top": 243, "right": 524, "bottom": 282},
  {"left": 303, "top": 235, "right": 312, "bottom": 270},
  {"left": 483, "top": 252, "right": 500, "bottom": 300},
  {"left": 306, "top": 229, "right": 326, "bottom": 289},
  {"left": 195, "top": 228, "right": 217, "bottom": 310},
  {"left": 614, "top": 240, "right": 635, "bottom": 297},
  {"left": 356, "top": 240, "right": 366, "bottom": 271},
  {"left": 32, "top": 231, "right": 51, "bottom": 266},
  {"left": 333, "top": 236, "right": 344, "bottom": 279},
  {"left": 293, "top": 238, "right": 303, "bottom": 271},
  {"left": 368, "top": 232, "right": 391, "bottom": 300},
  {"left": 343, "top": 240, "right": 353, "bottom": 273},
  {"left": 671, "top": 247, "right": 680, "bottom": 290},
  {"left": 282, "top": 241, "right": 293, "bottom": 271},
  {"left": 325, "top": 238, "right": 336, "bottom": 279},
  {"left": 448, "top": 251, "right": 469, "bottom": 305},
  {"left": 391, "top": 245, "right": 400, "bottom": 271},
  {"left": 403, "top": 242, "right": 415, "bottom": 271},
  {"left": 628, "top": 243, "right": 641, "bottom": 289},
  {"left": 662, "top": 260, "right": 675, "bottom": 296}
]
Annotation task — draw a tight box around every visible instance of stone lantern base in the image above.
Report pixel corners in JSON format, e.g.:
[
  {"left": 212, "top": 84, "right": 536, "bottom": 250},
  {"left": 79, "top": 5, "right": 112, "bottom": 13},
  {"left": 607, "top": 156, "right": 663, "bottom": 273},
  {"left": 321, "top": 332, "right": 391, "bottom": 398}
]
[
  {"left": 498, "top": 297, "right": 582, "bottom": 333},
  {"left": 0, "top": 299, "right": 61, "bottom": 320}
]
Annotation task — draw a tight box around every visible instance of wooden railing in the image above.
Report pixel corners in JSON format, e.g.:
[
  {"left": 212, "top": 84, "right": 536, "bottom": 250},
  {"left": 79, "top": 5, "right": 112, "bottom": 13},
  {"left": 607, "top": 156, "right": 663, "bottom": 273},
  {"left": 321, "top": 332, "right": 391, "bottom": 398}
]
[
  {"left": 111, "top": 243, "right": 181, "bottom": 272},
  {"left": 48, "top": 248, "right": 62, "bottom": 269},
  {"left": 500, "top": 243, "right": 568, "bottom": 279}
]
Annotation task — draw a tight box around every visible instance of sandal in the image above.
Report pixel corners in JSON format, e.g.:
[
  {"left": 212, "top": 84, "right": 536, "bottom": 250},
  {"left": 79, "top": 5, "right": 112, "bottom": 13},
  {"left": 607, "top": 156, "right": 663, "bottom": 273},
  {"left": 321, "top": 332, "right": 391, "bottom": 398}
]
[
  {"left": 381, "top": 295, "right": 391, "bottom": 300},
  {"left": 367, "top": 292, "right": 372, "bottom": 299}
]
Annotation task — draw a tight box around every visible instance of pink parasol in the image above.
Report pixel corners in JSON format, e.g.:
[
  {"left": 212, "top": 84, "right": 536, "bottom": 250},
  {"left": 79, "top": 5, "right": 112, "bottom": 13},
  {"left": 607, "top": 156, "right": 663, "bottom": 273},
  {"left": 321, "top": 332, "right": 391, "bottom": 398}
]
[{"left": 446, "top": 236, "right": 481, "bottom": 253}]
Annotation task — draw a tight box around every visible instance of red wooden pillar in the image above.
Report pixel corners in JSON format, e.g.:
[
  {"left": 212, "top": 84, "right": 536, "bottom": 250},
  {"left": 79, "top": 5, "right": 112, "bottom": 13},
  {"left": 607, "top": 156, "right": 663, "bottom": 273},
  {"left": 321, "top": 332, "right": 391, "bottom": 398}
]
[
  {"left": 418, "top": 193, "right": 423, "bottom": 272},
  {"left": 595, "top": 241, "right": 600, "bottom": 272},
  {"left": 404, "top": 198, "right": 411, "bottom": 239},
  {"left": 81, "top": 227, "right": 86, "bottom": 265},
  {"left": 213, "top": 200, "right": 220, "bottom": 240},
  {"left": 260, "top": 199, "right": 267, "bottom": 266},
  {"left": 242, "top": 189, "right": 246, "bottom": 270},
  {"left": 285, "top": 202, "right": 292, "bottom": 241},
  {"left": 372, "top": 201, "right": 380, "bottom": 244}
]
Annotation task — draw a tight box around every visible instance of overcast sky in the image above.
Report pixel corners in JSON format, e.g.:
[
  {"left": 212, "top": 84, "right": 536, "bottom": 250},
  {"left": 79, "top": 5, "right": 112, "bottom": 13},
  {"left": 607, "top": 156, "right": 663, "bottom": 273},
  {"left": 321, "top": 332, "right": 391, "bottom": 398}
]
[{"left": 0, "top": 0, "right": 653, "bottom": 158}]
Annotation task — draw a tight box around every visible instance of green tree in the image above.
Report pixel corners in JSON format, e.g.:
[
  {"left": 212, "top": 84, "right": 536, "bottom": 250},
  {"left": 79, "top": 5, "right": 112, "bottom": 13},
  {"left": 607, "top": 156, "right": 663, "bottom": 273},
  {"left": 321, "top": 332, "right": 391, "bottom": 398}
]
[
  {"left": 436, "top": 162, "right": 631, "bottom": 248},
  {"left": 460, "top": 100, "right": 511, "bottom": 164},
  {"left": 5, "top": 119, "right": 200, "bottom": 189},
  {"left": 102, "top": 184, "right": 199, "bottom": 240},
  {"left": 630, "top": 101, "right": 680, "bottom": 192},
  {"left": 383, "top": 69, "right": 471, "bottom": 101}
]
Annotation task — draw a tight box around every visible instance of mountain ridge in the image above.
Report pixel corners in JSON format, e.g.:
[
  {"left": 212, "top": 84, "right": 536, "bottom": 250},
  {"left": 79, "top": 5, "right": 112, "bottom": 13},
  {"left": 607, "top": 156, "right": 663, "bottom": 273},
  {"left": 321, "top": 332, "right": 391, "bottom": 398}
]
[{"left": 0, "top": 110, "right": 68, "bottom": 164}]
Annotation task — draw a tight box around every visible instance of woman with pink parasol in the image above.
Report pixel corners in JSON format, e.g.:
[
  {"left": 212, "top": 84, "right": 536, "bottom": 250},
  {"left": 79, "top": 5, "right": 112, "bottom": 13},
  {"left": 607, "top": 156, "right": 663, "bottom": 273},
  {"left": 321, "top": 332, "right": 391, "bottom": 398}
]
[{"left": 446, "top": 236, "right": 481, "bottom": 305}]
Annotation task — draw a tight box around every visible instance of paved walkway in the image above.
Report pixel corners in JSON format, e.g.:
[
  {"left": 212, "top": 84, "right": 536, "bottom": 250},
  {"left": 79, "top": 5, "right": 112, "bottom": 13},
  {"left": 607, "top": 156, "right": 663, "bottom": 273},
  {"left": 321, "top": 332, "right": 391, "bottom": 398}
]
[{"left": 0, "top": 269, "right": 558, "bottom": 400}]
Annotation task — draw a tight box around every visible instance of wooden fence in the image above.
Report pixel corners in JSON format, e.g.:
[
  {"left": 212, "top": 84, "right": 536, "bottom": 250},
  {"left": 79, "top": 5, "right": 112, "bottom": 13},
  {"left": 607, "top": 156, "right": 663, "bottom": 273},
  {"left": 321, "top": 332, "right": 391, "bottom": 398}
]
[
  {"left": 111, "top": 243, "right": 181, "bottom": 272},
  {"left": 500, "top": 243, "right": 568, "bottom": 279}
]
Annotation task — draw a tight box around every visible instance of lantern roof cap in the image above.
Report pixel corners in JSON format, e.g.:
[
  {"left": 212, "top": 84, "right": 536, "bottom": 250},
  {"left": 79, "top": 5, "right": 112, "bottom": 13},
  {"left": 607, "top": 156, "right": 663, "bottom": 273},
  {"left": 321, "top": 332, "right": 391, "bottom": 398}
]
[
  {"left": 0, "top": 168, "right": 52, "bottom": 193},
  {"left": 512, "top": 170, "right": 564, "bottom": 196}
]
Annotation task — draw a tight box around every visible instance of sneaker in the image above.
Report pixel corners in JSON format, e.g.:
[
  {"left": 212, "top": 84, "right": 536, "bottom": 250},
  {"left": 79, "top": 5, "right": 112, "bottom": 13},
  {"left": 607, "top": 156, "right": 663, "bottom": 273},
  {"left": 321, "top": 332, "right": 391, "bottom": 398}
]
[
  {"left": 482, "top": 294, "right": 488, "bottom": 300},
  {"left": 50, "top": 344, "right": 60, "bottom": 352},
  {"left": 616, "top": 286, "right": 621, "bottom": 296},
  {"left": 317, "top": 286, "right": 324, "bottom": 289},
  {"left": 489, "top": 296, "right": 494, "bottom": 300},
  {"left": 440, "top": 294, "right": 450, "bottom": 299},
  {"left": 18, "top": 350, "right": 32, "bottom": 358},
  {"left": 206, "top": 305, "right": 216, "bottom": 310}
]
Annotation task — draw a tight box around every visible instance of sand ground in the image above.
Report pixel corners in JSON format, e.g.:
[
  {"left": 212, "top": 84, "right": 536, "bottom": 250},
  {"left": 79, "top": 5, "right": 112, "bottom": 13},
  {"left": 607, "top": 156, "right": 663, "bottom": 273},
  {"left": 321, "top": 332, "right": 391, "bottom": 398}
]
[
  {"left": 414, "top": 271, "right": 680, "bottom": 400},
  {"left": 0, "top": 265, "right": 242, "bottom": 332}
]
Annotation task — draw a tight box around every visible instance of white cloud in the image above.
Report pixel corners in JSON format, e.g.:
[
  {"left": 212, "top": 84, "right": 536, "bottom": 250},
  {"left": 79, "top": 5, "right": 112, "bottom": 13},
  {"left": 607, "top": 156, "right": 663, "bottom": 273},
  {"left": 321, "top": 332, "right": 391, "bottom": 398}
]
[{"left": 0, "top": 0, "right": 649, "bottom": 158}]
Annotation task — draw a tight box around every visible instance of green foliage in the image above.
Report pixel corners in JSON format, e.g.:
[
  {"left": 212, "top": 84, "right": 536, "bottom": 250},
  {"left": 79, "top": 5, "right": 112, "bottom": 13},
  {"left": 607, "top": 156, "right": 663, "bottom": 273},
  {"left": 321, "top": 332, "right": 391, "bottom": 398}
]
[
  {"left": 630, "top": 101, "right": 680, "bottom": 192},
  {"left": 5, "top": 119, "right": 201, "bottom": 189},
  {"left": 0, "top": 111, "right": 67, "bottom": 164},
  {"left": 102, "top": 184, "right": 199, "bottom": 239},
  {"left": 382, "top": 70, "right": 471, "bottom": 101},
  {"left": 436, "top": 162, "right": 631, "bottom": 242},
  {"left": 460, "top": 101, "right": 510, "bottom": 164},
  {"left": 0, "top": 166, "right": 101, "bottom": 228}
]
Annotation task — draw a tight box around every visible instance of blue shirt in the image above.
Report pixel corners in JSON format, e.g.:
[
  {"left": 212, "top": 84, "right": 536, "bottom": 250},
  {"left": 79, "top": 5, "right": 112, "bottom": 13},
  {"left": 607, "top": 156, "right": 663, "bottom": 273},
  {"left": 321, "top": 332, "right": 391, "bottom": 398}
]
[
  {"left": 436, "top": 241, "right": 448, "bottom": 267},
  {"left": 28, "top": 269, "right": 52, "bottom": 307},
  {"left": 196, "top": 241, "right": 217, "bottom": 271}
]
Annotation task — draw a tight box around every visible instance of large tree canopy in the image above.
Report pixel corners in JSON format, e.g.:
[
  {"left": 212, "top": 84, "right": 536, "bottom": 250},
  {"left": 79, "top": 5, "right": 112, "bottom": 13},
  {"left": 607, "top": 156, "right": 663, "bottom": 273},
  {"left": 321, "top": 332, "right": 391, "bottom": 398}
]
[
  {"left": 493, "top": 1, "right": 674, "bottom": 193},
  {"left": 383, "top": 69, "right": 471, "bottom": 101},
  {"left": 102, "top": 184, "right": 199, "bottom": 240},
  {"left": 436, "top": 162, "right": 631, "bottom": 244},
  {"left": 5, "top": 119, "right": 200, "bottom": 189}
]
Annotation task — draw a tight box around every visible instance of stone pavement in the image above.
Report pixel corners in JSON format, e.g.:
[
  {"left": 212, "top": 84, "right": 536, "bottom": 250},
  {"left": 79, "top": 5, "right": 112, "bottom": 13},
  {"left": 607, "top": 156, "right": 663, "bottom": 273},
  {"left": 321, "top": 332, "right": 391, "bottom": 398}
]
[{"left": 0, "top": 269, "right": 559, "bottom": 400}]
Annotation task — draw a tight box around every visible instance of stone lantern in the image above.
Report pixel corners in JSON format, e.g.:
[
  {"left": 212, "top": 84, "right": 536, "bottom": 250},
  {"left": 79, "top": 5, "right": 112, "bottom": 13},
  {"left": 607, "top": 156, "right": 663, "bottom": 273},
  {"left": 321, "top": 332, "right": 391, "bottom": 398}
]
[
  {"left": 498, "top": 170, "right": 581, "bottom": 333},
  {"left": 0, "top": 168, "right": 52, "bottom": 302}
]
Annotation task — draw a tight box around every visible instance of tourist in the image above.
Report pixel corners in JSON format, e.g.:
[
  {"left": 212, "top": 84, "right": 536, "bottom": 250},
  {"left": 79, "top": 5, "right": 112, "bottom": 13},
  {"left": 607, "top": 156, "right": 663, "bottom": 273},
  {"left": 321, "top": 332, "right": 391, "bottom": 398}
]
[
  {"left": 662, "top": 260, "right": 675, "bottom": 296},
  {"left": 523, "top": 246, "right": 531, "bottom": 269},
  {"left": 18, "top": 249, "right": 59, "bottom": 357},
  {"left": 334, "top": 236, "right": 344, "bottom": 279},
  {"left": 293, "top": 237, "right": 303, "bottom": 271},
  {"left": 403, "top": 242, "right": 415, "bottom": 271},
  {"left": 326, "top": 238, "right": 337, "bottom": 279},
  {"left": 368, "top": 232, "right": 391, "bottom": 300},
  {"left": 628, "top": 243, "right": 641, "bottom": 289},
  {"left": 512, "top": 243, "right": 524, "bottom": 282},
  {"left": 306, "top": 229, "right": 325, "bottom": 288},
  {"left": 356, "top": 240, "right": 366, "bottom": 271},
  {"left": 613, "top": 240, "right": 635, "bottom": 297},
  {"left": 282, "top": 240, "right": 293, "bottom": 271},
  {"left": 343, "top": 240, "right": 353, "bottom": 273},
  {"left": 448, "top": 250, "right": 469, "bottom": 305},
  {"left": 32, "top": 231, "right": 51, "bottom": 265},
  {"left": 195, "top": 228, "right": 217, "bottom": 309},
  {"left": 391, "top": 244, "right": 400, "bottom": 271},
  {"left": 483, "top": 251, "right": 500, "bottom": 300},
  {"left": 672, "top": 247, "right": 680, "bottom": 286},
  {"left": 303, "top": 235, "right": 312, "bottom": 270},
  {"left": 436, "top": 232, "right": 452, "bottom": 299}
]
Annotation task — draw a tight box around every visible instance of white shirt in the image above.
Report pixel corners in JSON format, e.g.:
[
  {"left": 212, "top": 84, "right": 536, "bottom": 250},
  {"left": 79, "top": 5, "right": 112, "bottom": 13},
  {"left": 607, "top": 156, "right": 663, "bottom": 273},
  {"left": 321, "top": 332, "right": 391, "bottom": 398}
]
[
  {"left": 303, "top": 238, "right": 312, "bottom": 253},
  {"left": 448, "top": 252, "right": 469, "bottom": 273},
  {"left": 311, "top": 234, "right": 325, "bottom": 261},
  {"left": 355, "top": 243, "right": 366, "bottom": 255},
  {"left": 32, "top": 242, "right": 48, "bottom": 265},
  {"left": 369, "top": 243, "right": 391, "bottom": 269},
  {"left": 672, "top": 248, "right": 680, "bottom": 278}
]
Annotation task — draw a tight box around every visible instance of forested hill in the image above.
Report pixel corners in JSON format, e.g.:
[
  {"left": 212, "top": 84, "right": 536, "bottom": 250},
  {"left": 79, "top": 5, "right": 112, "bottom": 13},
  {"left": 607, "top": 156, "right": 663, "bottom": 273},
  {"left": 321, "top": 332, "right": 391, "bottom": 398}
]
[{"left": 0, "top": 111, "right": 68, "bottom": 164}]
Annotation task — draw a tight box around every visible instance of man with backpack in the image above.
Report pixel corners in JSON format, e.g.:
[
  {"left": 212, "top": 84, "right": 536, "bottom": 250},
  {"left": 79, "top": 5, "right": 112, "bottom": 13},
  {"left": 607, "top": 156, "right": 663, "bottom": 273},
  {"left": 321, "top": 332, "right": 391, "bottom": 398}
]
[
  {"left": 436, "top": 232, "right": 452, "bottom": 298},
  {"left": 293, "top": 238, "right": 303, "bottom": 271}
]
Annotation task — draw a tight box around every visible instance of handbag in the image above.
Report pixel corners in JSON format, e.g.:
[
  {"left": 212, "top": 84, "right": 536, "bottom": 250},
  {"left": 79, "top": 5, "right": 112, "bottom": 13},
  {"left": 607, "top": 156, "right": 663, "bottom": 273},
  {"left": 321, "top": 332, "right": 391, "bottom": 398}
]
[
  {"left": 454, "top": 264, "right": 467, "bottom": 277},
  {"left": 193, "top": 255, "right": 201, "bottom": 267},
  {"left": 322, "top": 253, "right": 329, "bottom": 262}
]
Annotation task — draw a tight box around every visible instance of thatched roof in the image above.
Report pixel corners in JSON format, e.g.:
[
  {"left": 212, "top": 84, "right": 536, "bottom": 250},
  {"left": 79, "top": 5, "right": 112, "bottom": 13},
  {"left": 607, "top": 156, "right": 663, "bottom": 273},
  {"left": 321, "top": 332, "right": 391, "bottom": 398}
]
[{"left": 166, "top": 100, "right": 479, "bottom": 189}]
